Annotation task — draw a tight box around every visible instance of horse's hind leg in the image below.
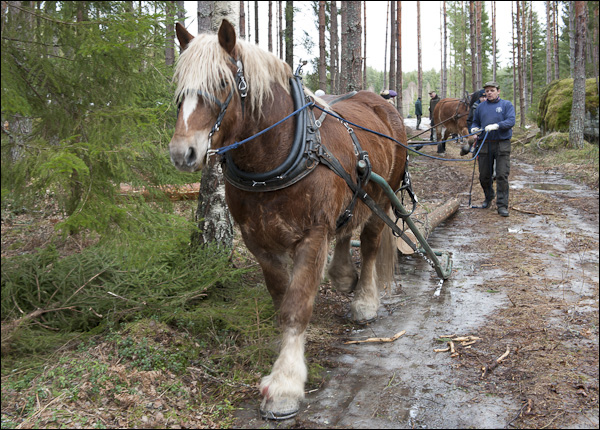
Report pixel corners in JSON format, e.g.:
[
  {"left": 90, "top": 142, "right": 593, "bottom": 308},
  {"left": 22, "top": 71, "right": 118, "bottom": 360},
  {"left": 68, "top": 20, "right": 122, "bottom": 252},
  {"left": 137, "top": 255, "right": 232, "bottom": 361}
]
[
  {"left": 351, "top": 219, "right": 390, "bottom": 323},
  {"left": 327, "top": 234, "right": 358, "bottom": 292},
  {"left": 259, "top": 227, "right": 329, "bottom": 419}
]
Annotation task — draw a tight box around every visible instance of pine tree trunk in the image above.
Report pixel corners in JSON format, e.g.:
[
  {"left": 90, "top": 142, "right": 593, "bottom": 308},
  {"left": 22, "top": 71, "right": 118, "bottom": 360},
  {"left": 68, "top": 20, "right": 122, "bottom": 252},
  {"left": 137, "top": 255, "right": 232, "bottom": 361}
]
[
  {"left": 569, "top": 1, "right": 587, "bottom": 149},
  {"left": 417, "top": 1, "right": 422, "bottom": 99},
  {"left": 512, "top": 2, "right": 517, "bottom": 116},
  {"left": 330, "top": 1, "right": 339, "bottom": 93},
  {"left": 389, "top": 1, "right": 396, "bottom": 99},
  {"left": 469, "top": 1, "right": 476, "bottom": 92},
  {"left": 396, "top": 1, "right": 403, "bottom": 115},
  {"left": 516, "top": 1, "right": 525, "bottom": 127},
  {"left": 165, "top": 1, "right": 175, "bottom": 66},
  {"left": 383, "top": 1, "right": 389, "bottom": 89},
  {"left": 363, "top": 2, "right": 367, "bottom": 88},
  {"left": 443, "top": 1, "right": 447, "bottom": 97},
  {"left": 318, "top": 1, "right": 326, "bottom": 91},
  {"left": 546, "top": 1, "right": 552, "bottom": 84},
  {"left": 553, "top": 1, "right": 559, "bottom": 79},
  {"left": 254, "top": 1, "right": 258, "bottom": 44},
  {"left": 475, "top": 1, "right": 482, "bottom": 89},
  {"left": 492, "top": 0, "right": 496, "bottom": 81},
  {"left": 343, "top": 1, "right": 362, "bottom": 92},
  {"left": 279, "top": 1, "right": 283, "bottom": 59},
  {"left": 285, "top": 1, "right": 293, "bottom": 68},
  {"left": 239, "top": 1, "right": 246, "bottom": 39},
  {"left": 569, "top": 1, "right": 575, "bottom": 77},
  {"left": 268, "top": 1, "right": 273, "bottom": 52}
]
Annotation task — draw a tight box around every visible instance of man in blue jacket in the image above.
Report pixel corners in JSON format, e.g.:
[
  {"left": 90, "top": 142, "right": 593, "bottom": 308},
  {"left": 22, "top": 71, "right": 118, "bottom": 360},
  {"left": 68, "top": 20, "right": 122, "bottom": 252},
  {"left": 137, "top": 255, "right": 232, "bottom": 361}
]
[{"left": 470, "top": 81, "right": 516, "bottom": 217}]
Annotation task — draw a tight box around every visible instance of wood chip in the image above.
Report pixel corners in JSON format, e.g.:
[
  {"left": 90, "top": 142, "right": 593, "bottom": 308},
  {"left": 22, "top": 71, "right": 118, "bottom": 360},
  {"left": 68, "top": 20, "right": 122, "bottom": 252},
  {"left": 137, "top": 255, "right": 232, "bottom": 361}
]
[{"left": 344, "top": 330, "right": 406, "bottom": 345}]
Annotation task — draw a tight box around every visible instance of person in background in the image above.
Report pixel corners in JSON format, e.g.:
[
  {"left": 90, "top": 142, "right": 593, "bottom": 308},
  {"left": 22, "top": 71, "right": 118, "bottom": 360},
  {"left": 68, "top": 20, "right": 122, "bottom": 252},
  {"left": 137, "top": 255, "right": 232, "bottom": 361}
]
[
  {"left": 415, "top": 96, "right": 422, "bottom": 130},
  {"left": 380, "top": 89, "right": 397, "bottom": 105},
  {"left": 470, "top": 81, "right": 516, "bottom": 217},
  {"left": 461, "top": 89, "right": 487, "bottom": 156},
  {"left": 428, "top": 91, "right": 440, "bottom": 141}
]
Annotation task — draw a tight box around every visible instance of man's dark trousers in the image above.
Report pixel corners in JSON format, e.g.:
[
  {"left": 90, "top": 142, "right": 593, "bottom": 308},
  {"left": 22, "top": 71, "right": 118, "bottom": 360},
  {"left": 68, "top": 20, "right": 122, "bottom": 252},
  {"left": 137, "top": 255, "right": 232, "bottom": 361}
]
[{"left": 477, "top": 139, "right": 511, "bottom": 209}]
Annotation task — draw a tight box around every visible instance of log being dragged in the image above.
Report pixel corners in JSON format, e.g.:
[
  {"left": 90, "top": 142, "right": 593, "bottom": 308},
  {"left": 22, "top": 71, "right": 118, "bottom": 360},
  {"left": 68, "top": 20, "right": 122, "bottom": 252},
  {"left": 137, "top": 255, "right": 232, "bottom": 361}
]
[{"left": 396, "top": 197, "right": 460, "bottom": 255}]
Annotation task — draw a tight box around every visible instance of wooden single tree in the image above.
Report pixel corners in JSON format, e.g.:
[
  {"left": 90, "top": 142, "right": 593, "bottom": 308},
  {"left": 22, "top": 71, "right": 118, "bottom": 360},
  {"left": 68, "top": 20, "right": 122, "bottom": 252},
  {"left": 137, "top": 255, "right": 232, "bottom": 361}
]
[{"left": 569, "top": 1, "right": 588, "bottom": 149}]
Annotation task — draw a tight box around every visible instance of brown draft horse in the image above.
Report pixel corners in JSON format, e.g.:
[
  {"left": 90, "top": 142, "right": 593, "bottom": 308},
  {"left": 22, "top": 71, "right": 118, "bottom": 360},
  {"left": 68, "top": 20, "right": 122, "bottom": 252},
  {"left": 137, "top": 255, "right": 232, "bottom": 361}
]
[
  {"left": 169, "top": 20, "right": 407, "bottom": 420},
  {"left": 433, "top": 97, "right": 476, "bottom": 153}
]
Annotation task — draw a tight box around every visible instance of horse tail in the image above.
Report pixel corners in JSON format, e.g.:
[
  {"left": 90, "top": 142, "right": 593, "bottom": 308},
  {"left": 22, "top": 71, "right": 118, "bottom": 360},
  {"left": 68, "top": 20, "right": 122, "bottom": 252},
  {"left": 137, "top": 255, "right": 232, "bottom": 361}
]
[{"left": 376, "top": 210, "right": 397, "bottom": 291}]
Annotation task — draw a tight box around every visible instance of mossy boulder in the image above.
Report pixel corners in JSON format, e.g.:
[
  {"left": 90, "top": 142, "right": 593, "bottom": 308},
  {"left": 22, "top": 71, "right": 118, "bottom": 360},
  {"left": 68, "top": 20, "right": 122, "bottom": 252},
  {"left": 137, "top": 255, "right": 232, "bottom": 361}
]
[{"left": 537, "top": 78, "right": 599, "bottom": 143}]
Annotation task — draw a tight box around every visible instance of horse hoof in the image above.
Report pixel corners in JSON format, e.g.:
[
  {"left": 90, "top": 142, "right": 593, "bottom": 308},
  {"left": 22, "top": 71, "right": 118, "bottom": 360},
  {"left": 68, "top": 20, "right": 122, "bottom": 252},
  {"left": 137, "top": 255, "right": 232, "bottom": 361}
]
[{"left": 260, "top": 397, "right": 300, "bottom": 421}]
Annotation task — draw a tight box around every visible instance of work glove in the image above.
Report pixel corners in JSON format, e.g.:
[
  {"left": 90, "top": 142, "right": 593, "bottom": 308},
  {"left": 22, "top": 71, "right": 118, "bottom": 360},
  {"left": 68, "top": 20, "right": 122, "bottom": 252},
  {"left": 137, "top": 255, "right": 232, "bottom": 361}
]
[
  {"left": 470, "top": 127, "right": 481, "bottom": 133},
  {"left": 485, "top": 123, "right": 499, "bottom": 132}
]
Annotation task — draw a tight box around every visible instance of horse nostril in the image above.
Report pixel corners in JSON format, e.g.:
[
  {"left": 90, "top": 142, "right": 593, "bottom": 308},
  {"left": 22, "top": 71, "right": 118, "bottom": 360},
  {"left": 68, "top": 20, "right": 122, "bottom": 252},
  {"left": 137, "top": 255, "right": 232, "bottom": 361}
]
[{"left": 184, "top": 147, "right": 196, "bottom": 167}]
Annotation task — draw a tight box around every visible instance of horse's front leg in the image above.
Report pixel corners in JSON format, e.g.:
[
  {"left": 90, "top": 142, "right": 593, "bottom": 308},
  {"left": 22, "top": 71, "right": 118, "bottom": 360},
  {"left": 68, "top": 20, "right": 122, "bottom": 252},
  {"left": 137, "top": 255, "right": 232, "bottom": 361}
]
[{"left": 259, "top": 227, "right": 329, "bottom": 420}]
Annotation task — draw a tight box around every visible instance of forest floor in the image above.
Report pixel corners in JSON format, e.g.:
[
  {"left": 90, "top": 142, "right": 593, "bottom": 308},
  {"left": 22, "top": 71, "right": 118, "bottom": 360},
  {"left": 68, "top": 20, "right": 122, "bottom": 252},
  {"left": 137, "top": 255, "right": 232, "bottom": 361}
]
[{"left": 1, "top": 122, "right": 598, "bottom": 429}]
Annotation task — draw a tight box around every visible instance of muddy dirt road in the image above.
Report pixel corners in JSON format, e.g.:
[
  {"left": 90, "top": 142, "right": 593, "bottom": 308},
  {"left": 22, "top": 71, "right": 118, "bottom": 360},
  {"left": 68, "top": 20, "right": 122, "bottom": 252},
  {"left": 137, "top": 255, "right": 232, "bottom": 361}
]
[{"left": 234, "top": 140, "right": 599, "bottom": 429}]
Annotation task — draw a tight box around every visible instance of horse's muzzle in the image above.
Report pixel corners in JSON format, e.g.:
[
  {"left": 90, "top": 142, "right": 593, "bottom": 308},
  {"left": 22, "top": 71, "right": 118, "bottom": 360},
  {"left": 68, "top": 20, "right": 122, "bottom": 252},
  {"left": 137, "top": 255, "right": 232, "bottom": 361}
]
[{"left": 169, "top": 144, "right": 203, "bottom": 172}]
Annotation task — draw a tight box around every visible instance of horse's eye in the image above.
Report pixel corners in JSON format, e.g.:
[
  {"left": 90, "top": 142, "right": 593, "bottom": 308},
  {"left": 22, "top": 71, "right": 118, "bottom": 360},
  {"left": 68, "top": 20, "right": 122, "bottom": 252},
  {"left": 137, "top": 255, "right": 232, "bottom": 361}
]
[
  {"left": 176, "top": 101, "right": 182, "bottom": 117},
  {"left": 220, "top": 79, "right": 227, "bottom": 89}
]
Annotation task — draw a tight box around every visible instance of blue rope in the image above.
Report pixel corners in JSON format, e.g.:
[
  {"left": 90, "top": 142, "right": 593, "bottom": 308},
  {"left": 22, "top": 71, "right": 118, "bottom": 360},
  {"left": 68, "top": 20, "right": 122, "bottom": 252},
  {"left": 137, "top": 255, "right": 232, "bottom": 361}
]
[
  {"left": 311, "top": 104, "right": 488, "bottom": 162},
  {"left": 212, "top": 100, "right": 488, "bottom": 163}
]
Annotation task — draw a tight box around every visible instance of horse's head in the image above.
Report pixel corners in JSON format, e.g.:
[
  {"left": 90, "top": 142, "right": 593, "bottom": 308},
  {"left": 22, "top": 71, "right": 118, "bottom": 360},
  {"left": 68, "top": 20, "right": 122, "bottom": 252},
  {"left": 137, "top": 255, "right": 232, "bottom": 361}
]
[
  {"left": 169, "top": 20, "right": 291, "bottom": 173},
  {"left": 169, "top": 20, "right": 245, "bottom": 172}
]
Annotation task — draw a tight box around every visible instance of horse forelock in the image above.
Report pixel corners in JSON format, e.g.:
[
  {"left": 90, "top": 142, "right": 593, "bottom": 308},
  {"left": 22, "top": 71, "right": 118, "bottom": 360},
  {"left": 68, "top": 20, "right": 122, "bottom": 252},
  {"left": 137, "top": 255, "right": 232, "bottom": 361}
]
[{"left": 174, "top": 33, "right": 292, "bottom": 119}]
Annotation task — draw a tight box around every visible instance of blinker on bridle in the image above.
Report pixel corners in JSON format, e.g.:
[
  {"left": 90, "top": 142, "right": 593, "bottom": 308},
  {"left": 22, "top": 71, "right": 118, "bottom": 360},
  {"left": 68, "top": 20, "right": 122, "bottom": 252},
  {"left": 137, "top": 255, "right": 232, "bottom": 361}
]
[{"left": 176, "top": 55, "right": 248, "bottom": 152}]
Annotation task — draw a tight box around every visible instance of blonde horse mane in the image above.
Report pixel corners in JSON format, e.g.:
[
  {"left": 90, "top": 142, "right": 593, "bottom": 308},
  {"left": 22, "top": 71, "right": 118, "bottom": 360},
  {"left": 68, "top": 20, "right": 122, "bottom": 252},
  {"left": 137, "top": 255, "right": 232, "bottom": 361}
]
[{"left": 174, "top": 33, "right": 293, "bottom": 119}]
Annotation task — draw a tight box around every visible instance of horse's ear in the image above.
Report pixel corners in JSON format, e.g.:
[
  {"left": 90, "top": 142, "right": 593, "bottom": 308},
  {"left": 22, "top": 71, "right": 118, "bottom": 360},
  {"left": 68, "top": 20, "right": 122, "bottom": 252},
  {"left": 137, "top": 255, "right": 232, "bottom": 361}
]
[
  {"left": 218, "top": 20, "right": 237, "bottom": 55},
  {"left": 176, "top": 22, "right": 194, "bottom": 50}
]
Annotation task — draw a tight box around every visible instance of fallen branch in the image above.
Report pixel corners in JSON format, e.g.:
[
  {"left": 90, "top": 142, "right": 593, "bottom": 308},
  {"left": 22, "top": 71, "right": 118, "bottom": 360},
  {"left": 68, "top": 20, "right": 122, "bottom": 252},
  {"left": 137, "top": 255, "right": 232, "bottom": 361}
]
[
  {"left": 511, "top": 206, "right": 555, "bottom": 216},
  {"left": 481, "top": 345, "right": 511, "bottom": 378},
  {"left": 496, "top": 345, "right": 511, "bottom": 363},
  {"left": 344, "top": 330, "right": 406, "bottom": 345}
]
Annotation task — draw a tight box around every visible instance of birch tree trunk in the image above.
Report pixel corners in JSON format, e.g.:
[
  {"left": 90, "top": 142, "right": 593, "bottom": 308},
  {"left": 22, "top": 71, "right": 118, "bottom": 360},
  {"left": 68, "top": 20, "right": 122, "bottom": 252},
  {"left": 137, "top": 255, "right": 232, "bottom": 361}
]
[
  {"left": 569, "top": 1, "right": 587, "bottom": 149},
  {"left": 192, "top": 1, "right": 238, "bottom": 249}
]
